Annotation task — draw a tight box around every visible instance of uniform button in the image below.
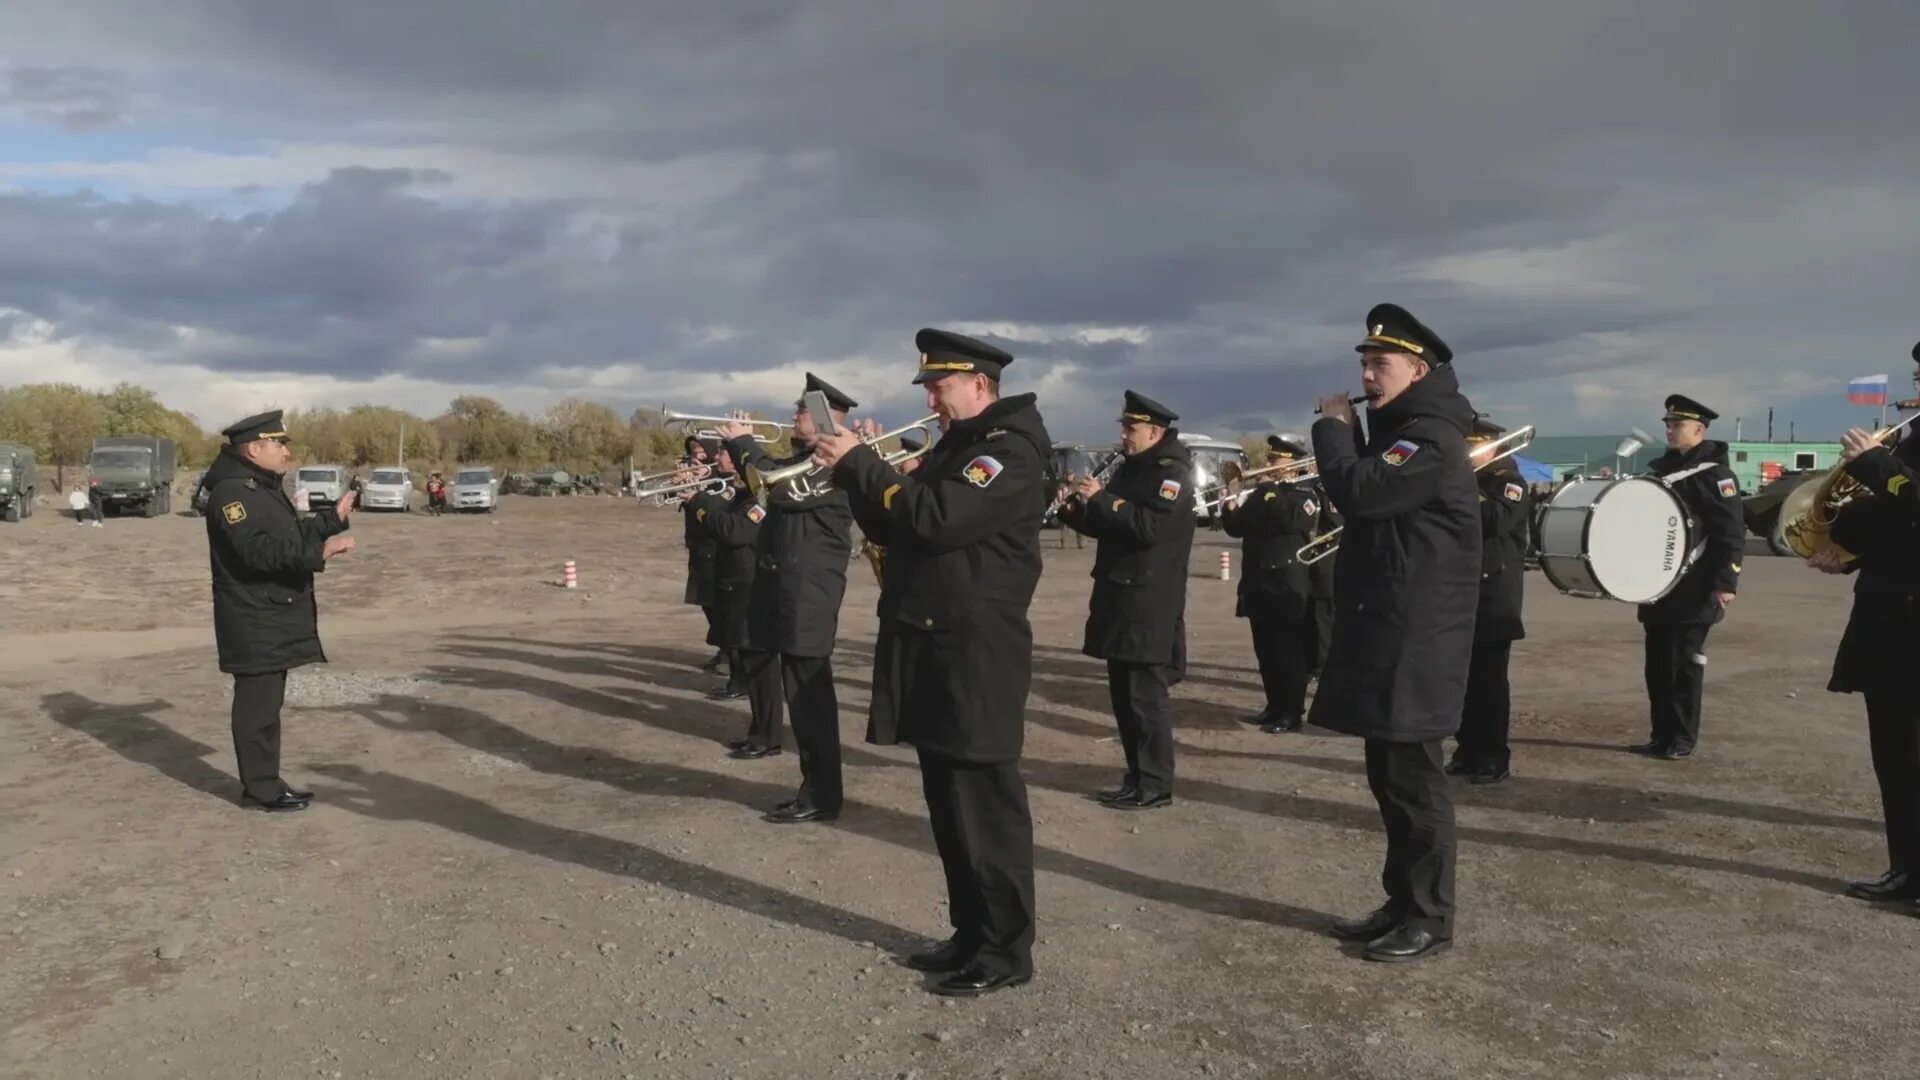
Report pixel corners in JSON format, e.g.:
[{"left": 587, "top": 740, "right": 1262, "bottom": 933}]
[{"left": 924, "top": 618, "right": 934, "bottom": 627}]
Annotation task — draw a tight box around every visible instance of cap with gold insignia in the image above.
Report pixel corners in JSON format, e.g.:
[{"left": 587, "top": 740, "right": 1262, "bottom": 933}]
[
  {"left": 1662, "top": 394, "right": 1718, "bottom": 425},
  {"left": 913, "top": 328, "right": 1013, "bottom": 385},
  {"left": 802, "top": 373, "right": 858, "bottom": 412},
  {"left": 1469, "top": 414, "right": 1506, "bottom": 440},
  {"left": 1117, "top": 389, "right": 1177, "bottom": 426},
  {"left": 1266, "top": 435, "right": 1309, "bottom": 458},
  {"left": 222, "top": 409, "right": 290, "bottom": 445},
  {"left": 1355, "top": 303, "right": 1452, "bottom": 366}
]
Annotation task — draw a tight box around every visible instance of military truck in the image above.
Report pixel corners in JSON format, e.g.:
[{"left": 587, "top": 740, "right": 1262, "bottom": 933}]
[
  {"left": 528, "top": 468, "right": 574, "bottom": 496},
  {"left": 89, "top": 436, "right": 177, "bottom": 517},
  {"left": 0, "top": 442, "right": 37, "bottom": 522}
]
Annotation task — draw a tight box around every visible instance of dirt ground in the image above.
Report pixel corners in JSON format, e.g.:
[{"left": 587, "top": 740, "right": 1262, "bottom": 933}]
[{"left": 2, "top": 493, "right": 1915, "bottom": 1080}]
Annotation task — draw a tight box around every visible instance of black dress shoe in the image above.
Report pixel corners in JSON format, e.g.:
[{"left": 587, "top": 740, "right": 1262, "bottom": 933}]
[
  {"left": 1105, "top": 791, "right": 1171, "bottom": 811},
  {"left": 765, "top": 803, "right": 838, "bottom": 824},
  {"left": 1094, "top": 785, "right": 1138, "bottom": 804},
  {"left": 706, "top": 686, "right": 748, "bottom": 700},
  {"left": 726, "top": 737, "right": 752, "bottom": 751},
  {"left": 728, "top": 744, "right": 783, "bottom": 760},
  {"left": 1444, "top": 756, "right": 1477, "bottom": 776},
  {"left": 283, "top": 786, "right": 314, "bottom": 801},
  {"left": 699, "top": 650, "right": 725, "bottom": 671},
  {"left": 931, "top": 963, "right": 1032, "bottom": 997},
  {"left": 1627, "top": 739, "right": 1668, "bottom": 756},
  {"left": 242, "top": 791, "right": 309, "bottom": 813},
  {"left": 1240, "top": 708, "right": 1271, "bottom": 727},
  {"left": 1845, "top": 869, "right": 1920, "bottom": 902},
  {"left": 1260, "top": 715, "right": 1303, "bottom": 734},
  {"left": 906, "top": 938, "right": 977, "bottom": 973},
  {"left": 1330, "top": 906, "right": 1399, "bottom": 942},
  {"left": 1363, "top": 924, "right": 1452, "bottom": 963},
  {"left": 1469, "top": 764, "right": 1511, "bottom": 786},
  {"left": 1656, "top": 742, "right": 1695, "bottom": 760}
]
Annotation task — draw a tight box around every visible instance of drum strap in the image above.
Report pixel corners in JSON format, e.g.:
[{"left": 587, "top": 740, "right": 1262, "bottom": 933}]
[{"left": 1658, "top": 462, "right": 1716, "bottom": 569}]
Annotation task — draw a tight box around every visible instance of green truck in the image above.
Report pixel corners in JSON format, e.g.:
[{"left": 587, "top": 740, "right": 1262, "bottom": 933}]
[
  {"left": 0, "top": 442, "right": 37, "bottom": 522},
  {"left": 89, "top": 436, "right": 178, "bottom": 517}
]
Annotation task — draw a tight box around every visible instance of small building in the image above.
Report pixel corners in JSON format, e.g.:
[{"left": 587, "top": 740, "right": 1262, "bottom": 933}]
[
  {"left": 1523, "top": 434, "right": 1839, "bottom": 494},
  {"left": 1724, "top": 440, "right": 1840, "bottom": 492}
]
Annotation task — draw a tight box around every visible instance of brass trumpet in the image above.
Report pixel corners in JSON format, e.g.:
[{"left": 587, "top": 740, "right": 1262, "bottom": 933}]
[
  {"left": 633, "top": 459, "right": 713, "bottom": 489},
  {"left": 747, "top": 415, "right": 940, "bottom": 504},
  {"left": 662, "top": 409, "right": 791, "bottom": 444},
  {"left": 1779, "top": 413, "right": 1920, "bottom": 561},
  {"left": 635, "top": 467, "right": 731, "bottom": 501},
  {"left": 1195, "top": 456, "right": 1318, "bottom": 513},
  {"left": 1296, "top": 425, "right": 1535, "bottom": 564}
]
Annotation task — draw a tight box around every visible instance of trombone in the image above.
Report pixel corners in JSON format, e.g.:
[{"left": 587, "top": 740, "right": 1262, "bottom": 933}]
[
  {"left": 746, "top": 415, "right": 940, "bottom": 504},
  {"left": 1296, "top": 425, "right": 1535, "bottom": 564},
  {"left": 662, "top": 409, "right": 791, "bottom": 444},
  {"left": 1195, "top": 457, "right": 1318, "bottom": 513}
]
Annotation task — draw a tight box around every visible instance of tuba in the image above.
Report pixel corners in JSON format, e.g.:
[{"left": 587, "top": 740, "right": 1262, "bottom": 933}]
[{"left": 1778, "top": 412, "right": 1920, "bottom": 561}]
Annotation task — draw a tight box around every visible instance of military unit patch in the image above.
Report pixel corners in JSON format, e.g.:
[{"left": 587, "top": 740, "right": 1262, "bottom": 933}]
[
  {"left": 964, "top": 455, "right": 1003, "bottom": 488},
  {"left": 746, "top": 505, "right": 766, "bottom": 523},
  {"left": 1504, "top": 482, "right": 1524, "bottom": 503},
  {"left": 1381, "top": 439, "right": 1420, "bottom": 466},
  {"left": 1304, "top": 498, "right": 1318, "bottom": 516},
  {"left": 1716, "top": 477, "right": 1737, "bottom": 497},
  {"left": 1158, "top": 478, "right": 1183, "bottom": 501},
  {"left": 221, "top": 501, "right": 247, "bottom": 525}
]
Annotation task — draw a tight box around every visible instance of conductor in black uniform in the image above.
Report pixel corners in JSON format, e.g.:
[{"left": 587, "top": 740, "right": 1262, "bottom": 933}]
[
  {"left": 1449, "top": 416, "right": 1530, "bottom": 785},
  {"left": 203, "top": 410, "right": 357, "bottom": 812},
  {"left": 1313, "top": 304, "right": 1480, "bottom": 962},
  {"left": 1811, "top": 341, "right": 1920, "bottom": 909},
  {"left": 1220, "top": 435, "right": 1318, "bottom": 733},
  {"left": 1058, "top": 390, "right": 1197, "bottom": 811},
  {"left": 719, "top": 376, "right": 855, "bottom": 825},
  {"left": 812, "top": 328, "right": 1052, "bottom": 997},
  {"left": 1631, "top": 395, "right": 1743, "bottom": 761}
]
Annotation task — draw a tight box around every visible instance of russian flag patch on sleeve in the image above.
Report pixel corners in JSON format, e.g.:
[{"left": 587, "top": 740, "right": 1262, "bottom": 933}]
[
  {"left": 1158, "top": 478, "right": 1183, "bottom": 500},
  {"left": 1381, "top": 439, "right": 1420, "bottom": 466},
  {"left": 746, "top": 504, "right": 766, "bottom": 523},
  {"left": 1504, "top": 482, "right": 1524, "bottom": 502},
  {"left": 1716, "top": 477, "right": 1737, "bottom": 497},
  {"left": 963, "top": 456, "right": 1004, "bottom": 488}
]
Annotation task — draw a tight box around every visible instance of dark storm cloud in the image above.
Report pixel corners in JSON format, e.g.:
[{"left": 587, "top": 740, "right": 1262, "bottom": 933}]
[
  {"left": 2, "top": 1, "right": 1917, "bottom": 437},
  {"left": 0, "top": 66, "right": 129, "bottom": 129}
]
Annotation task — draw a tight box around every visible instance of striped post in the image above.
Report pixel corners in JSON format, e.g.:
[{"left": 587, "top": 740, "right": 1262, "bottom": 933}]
[
  {"left": 1219, "top": 550, "right": 1231, "bottom": 581},
  {"left": 563, "top": 560, "right": 578, "bottom": 589}
]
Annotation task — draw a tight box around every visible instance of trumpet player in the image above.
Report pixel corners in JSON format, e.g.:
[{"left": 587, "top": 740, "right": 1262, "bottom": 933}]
[
  {"left": 677, "top": 437, "right": 728, "bottom": 675},
  {"left": 717, "top": 375, "right": 856, "bottom": 826},
  {"left": 1811, "top": 342, "right": 1920, "bottom": 908},
  {"left": 1631, "top": 394, "right": 1743, "bottom": 762},
  {"left": 1448, "top": 416, "right": 1530, "bottom": 785},
  {"left": 697, "top": 445, "right": 759, "bottom": 705},
  {"left": 1219, "top": 436, "right": 1319, "bottom": 733},
  {"left": 1314, "top": 303, "right": 1479, "bottom": 963},
  {"left": 809, "top": 328, "right": 1051, "bottom": 997},
  {"left": 1058, "top": 390, "right": 1196, "bottom": 811}
]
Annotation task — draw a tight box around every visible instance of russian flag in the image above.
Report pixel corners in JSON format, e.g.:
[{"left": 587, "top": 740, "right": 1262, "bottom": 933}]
[{"left": 1848, "top": 374, "right": 1889, "bottom": 406}]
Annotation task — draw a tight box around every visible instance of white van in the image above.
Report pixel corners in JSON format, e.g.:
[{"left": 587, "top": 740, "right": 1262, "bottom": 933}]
[
  {"left": 361, "top": 467, "right": 414, "bottom": 512},
  {"left": 1177, "top": 434, "right": 1250, "bottom": 521},
  {"left": 451, "top": 467, "right": 499, "bottom": 512},
  {"left": 294, "top": 465, "right": 348, "bottom": 509}
]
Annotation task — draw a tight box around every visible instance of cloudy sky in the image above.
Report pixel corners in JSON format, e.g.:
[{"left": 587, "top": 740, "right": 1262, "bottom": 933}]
[{"left": 2, "top": 2, "right": 1916, "bottom": 444}]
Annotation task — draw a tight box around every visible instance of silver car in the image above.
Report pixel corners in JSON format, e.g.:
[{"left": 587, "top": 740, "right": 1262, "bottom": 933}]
[
  {"left": 361, "top": 467, "right": 413, "bottom": 512},
  {"left": 451, "top": 468, "right": 499, "bottom": 512},
  {"left": 294, "top": 465, "right": 348, "bottom": 509}
]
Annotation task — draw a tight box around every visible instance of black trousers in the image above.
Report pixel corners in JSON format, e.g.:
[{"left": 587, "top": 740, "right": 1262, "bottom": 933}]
[
  {"left": 1865, "top": 693, "right": 1920, "bottom": 874},
  {"left": 918, "top": 749, "right": 1035, "bottom": 977},
  {"left": 1363, "top": 738, "right": 1456, "bottom": 936},
  {"left": 231, "top": 671, "right": 290, "bottom": 801},
  {"left": 1644, "top": 623, "right": 1711, "bottom": 748},
  {"left": 1106, "top": 660, "right": 1176, "bottom": 797},
  {"left": 1455, "top": 640, "right": 1514, "bottom": 768},
  {"left": 741, "top": 650, "right": 842, "bottom": 811},
  {"left": 1305, "top": 598, "right": 1334, "bottom": 675},
  {"left": 1247, "top": 612, "right": 1309, "bottom": 722}
]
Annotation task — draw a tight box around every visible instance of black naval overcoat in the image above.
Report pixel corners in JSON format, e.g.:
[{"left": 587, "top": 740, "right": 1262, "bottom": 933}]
[
  {"left": 1219, "top": 477, "right": 1317, "bottom": 621},
  {"left": 1637, "top": 441, "right": 1745, "bottom": 627},
  {"left": 697, "top": 485, "right": 762, "bottom": 649},
  {"left": 725, "top": 437, "right": 854, "bottom": 658},
  {"left": 1474, "top": 463, "right": 1531, "bottom": 643},
  {"left": 833, "top": 394, "right": 1053, "bottom": 764},
  {"left": 681, "top": 487, "right": 721, "bottom": 607},
  {"left": 1065, "top": 433, "right": 1196, "bottom": 665},
  {"left": 1307, "top": 367, "right": 1481, "bottom": 742},
  {"left": 203, "top": 449, "right": 349, "bottom": 676},
  {"left": 1827, "top": 433, "right": 1920, "bottom": 700}
]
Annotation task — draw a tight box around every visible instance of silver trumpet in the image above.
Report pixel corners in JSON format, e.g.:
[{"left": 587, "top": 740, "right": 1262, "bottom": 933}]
[
  {"left": 747, "top": 415, "right": 940, "bottom": 504},
  {"left": 662, "top": 409, "right": 791, "bottom": 444}
]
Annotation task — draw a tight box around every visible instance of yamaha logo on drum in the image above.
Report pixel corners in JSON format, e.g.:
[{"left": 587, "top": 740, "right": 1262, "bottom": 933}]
[{"left": 1662, "top": 514, "right": 1679, "bottom": 572}]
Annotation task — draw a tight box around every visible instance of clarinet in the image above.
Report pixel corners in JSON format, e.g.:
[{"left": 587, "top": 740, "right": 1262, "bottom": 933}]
[{"left": 1045, "top": 448, "right": 1123, "bottom": 523}]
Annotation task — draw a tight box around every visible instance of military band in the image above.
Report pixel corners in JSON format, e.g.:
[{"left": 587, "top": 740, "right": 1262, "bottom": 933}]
[
  {"left": 1449, "top": 416, "right": 1530, "bottom": 784},
  {"left": 1219, "top": 435, "right": 1318, "bottom": 734}
]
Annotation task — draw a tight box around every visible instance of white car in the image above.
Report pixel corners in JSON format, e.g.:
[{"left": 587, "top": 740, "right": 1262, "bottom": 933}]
[
  {"left": 361, "top": 467, "right": 414, "bottom": 512},
  {"left": 294, "top": 465, "right": 348, "bottom": 508},
  {"left": 451, "top": 467, "right": 499, "bottom": 512},
  {"left": 1178, "top": 434, "right": 1251, "bottom": 520}
]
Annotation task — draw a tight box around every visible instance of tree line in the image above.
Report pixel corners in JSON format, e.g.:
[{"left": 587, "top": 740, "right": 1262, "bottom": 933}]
[{"left": 0, "top": 383, "right": 786, "bottom": 481}]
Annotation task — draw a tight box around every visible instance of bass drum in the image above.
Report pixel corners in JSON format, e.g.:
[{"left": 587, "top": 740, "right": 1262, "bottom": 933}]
[{"left": 1537, "top": 475, "right": 1695, "bottom": 604}]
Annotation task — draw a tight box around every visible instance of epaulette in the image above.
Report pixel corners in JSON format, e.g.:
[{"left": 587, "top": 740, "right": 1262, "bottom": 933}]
[
  {"left": 986, "top": 429, "right": 1006, "bottom": 440},
  {"left": 243, "top": 478, "right": 258, "bottom": 490},
  {"left": 1155, "top": 456, "right": 1178, "bottom": 468}
]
